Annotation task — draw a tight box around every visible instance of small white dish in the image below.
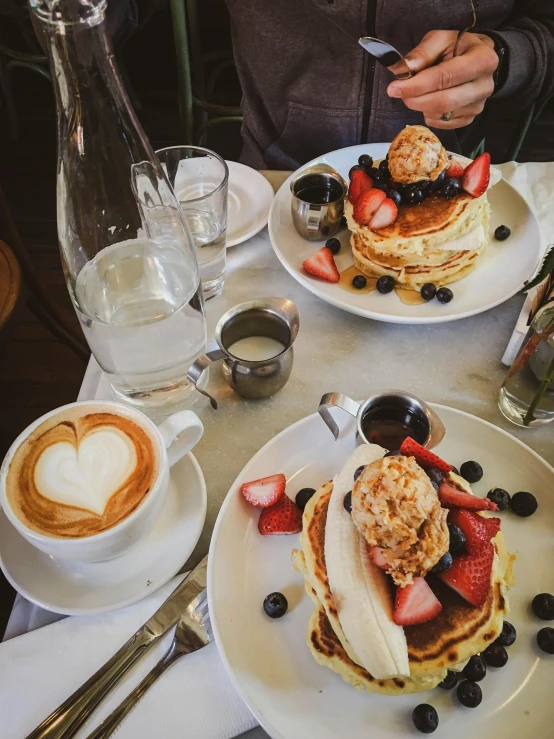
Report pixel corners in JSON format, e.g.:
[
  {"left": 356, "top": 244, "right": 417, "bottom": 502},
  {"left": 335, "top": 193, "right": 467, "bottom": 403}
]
[
  {"left": 268, "top": 143, "right": 542, "bottom": 324},
  {"left": 226, "top": 161, "right": 274, "bottom": 247},
  {"left": 0, "top": 453, "right": 206, "bottom": 616},
  {"left": 209, "top": 404, "right": 554, "bottom": 739}
]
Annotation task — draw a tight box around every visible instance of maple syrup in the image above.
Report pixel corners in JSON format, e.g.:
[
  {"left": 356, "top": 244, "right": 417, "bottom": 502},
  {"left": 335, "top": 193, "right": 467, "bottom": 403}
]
[{"left": 361, "top": 402, "right": 429, "bottom": 450}]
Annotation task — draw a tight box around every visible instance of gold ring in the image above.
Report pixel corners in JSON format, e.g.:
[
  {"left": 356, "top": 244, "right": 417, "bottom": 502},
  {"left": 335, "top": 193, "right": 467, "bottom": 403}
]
[{"left": 441, "top": 112, "right": 453, "bottom": 122}]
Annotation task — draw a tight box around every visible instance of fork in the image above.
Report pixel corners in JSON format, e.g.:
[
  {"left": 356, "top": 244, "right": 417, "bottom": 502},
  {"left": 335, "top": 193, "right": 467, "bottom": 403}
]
[{"left": 85, "top": 591, "right": 212, "bottom": 739}]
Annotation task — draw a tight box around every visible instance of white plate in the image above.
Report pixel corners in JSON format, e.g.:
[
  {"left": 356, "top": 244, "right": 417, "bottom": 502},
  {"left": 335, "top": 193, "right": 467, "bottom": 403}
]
[
  {"left": 268, "top": 144, "right": 542, "bottom": 323},
  {"left": 209, "top": 405, "right": 554, "bottom": 739},
  {"left": 0, "top": 453, "right": 206, "bottom": 616},
  {"left": 226, "top": 161, "right": 274, "bottom": 247}
]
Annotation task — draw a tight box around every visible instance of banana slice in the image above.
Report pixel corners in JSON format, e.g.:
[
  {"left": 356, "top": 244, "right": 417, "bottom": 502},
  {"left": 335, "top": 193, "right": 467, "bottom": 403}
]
[{"left": 324, "top": 444, "right": 410, "bottom": 679}]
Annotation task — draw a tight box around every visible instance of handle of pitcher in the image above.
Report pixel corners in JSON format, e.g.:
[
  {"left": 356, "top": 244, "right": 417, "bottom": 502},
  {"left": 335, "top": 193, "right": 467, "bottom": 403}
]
[
  {"left": 186, "top": 350, "right": 228, "bottom": 410},
  {"left": 318, "top": 393, "right": 361, "bottom": 440}
]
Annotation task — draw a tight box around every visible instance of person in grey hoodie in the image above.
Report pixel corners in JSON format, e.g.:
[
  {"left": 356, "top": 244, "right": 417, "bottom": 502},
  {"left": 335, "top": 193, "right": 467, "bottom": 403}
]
[{"left": 225, "top": 0, "right": 554, "bottom": 167}]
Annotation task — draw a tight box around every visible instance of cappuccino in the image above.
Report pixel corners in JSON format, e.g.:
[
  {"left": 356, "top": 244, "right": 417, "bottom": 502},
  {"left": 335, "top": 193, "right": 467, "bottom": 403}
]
[{"left": 5, "top": 406, "right": 159, "bottom": 539}]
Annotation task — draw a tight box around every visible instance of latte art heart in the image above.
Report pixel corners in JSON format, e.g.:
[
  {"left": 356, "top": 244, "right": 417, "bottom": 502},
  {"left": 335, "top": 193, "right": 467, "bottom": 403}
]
[
  {"left": 34, "top": 429, "right": 137, "bottom": 516},
  {"left": 5, "top": 408, "right": 159, "bottom": 539}
]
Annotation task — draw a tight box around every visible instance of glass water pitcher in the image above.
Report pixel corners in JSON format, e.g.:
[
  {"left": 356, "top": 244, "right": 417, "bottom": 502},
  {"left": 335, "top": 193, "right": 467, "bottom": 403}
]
[{"left": 30, "top": 0, "right": 207, "bottom": 415}]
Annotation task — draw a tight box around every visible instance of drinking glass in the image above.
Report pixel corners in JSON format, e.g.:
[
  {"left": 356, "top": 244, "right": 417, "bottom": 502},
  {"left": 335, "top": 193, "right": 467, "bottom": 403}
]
[{"left": 156, "top": 146, "right": 228, "bottom": 299}]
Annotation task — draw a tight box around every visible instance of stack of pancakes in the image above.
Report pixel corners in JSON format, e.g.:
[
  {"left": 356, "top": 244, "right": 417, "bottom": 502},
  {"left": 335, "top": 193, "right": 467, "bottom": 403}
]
[
  {"left": 345, "top": 186, "right": 489, "bottom": 291},
  {"left": 292, "top": 480, "right": 515, "bottom": 696}
]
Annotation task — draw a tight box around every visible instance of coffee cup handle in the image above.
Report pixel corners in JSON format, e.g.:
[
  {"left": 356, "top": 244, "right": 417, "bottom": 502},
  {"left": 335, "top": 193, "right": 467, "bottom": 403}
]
[{"left": 157, "top": 411, "right": 204, "bottom": 467}]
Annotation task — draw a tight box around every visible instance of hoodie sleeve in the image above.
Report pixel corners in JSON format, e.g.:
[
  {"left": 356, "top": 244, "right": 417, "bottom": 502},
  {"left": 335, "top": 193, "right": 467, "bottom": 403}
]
[{"left": 482, "top": 1, "right": 554, "bottom": 107}]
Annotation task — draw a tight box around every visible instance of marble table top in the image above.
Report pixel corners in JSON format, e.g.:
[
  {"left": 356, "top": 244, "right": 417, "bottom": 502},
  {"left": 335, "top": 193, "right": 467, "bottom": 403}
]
[{"left": 5, "top": 164, "right": 554, "bottom": 739}]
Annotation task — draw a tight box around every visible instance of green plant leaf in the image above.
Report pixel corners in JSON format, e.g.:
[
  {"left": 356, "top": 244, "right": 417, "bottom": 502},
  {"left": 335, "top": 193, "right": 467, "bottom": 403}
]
[{"left": 521, "top": 245, "right": 554, "bottom": 293}]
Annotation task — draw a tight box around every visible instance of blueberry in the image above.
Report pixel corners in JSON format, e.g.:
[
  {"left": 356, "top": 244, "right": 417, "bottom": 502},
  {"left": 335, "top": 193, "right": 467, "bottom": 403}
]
[
  {"left": 412, "top": 704, "right": 439, "bottom": 734},
  {"left": 487, "top": 488, "right": 511, "bottom": 511},
  {"left": 532, "top": 593, "right": 554, "bottom": 620},
  {"left": 352, "top": 274, "right": 367, "bottom": 289},
  {"left": 426, "top": 467, "right": 443, "bottom": 486},
  {"left": 354, "top": 465, "right": 366, "bottom": 481},
  {"left": 460, "top": 461, "right": 483, "bottom": 483},
  {"left": 343, "top": 491, "right": 352, "bottom": 513},
  {"left": 511, "top": 491, "right": 538, "bottom": 517},
  {"left": 436, "top": 287, "right": 454, "bottom": 304},
  {"left": 457, "top": 680, "right": 482, "bottom": 708},
  {"left": 448, "top": 523, "right": 466, "bottom": 555},
  {"left": 495, "top": 621, "right": 517, "bottom": 647},
  {"left": 430, "top": 480, "right": 440, "bottom": 493},
  {"left": 349, "top": 165, "right": 363, "bottom": 178},
  {"left": 263, "top": 592, "right": 288, "bottom": 618},
  {"left": 385, "top": 450, "right": 405, "bottom": 457},
  {"left": 430, "top": 170, "right": 447, "bottom": 191},
  {"left": 483, "top": 643, "right": 508, "bottom": 668},
  {"left": 494, "top": 224, "right": 511, "bottom": 241},
  {"left": 462, "top": 655, "right": 487, "bottom": 682},
  {"left": 325, "top": 237, "right": 341, "bottom": 255},
  {"left": 440, "top": 177, "right": 462, "bottom": 199},
  {"left": 369, "top": 166, "right": 384, "bottom": 183},
  {"left": 358, "top": 154, "right": 373, "bottom": 169},
  {"left": 418, "top": 179, "right": 432, "bottom": 191},
  {"left": 438, "top": 670, "right": 459, "bottom": 690},
  {"left": 295, "top": 488, "right": 316, "bottom": 512},
  {"left": 403, "top": 188, "right": 424, "bottom": 205},
  {"left": 379, "top": 158, "right": 390, "bottom": 173},
  {"left": 388, "top": 189, "right": 401, "bottom": 207},
  {"left": 431, "top": 552, "right": 453, "bottom": 575},
  {"left": 374, "top": 183, "right": 390, "bottom": 195},
  {"left": 376, "top": 275, "right": 395, "bottom": 294},
  {"left": 421, "top": 283, "right": 437, "bottom": 301},
  {"left": 537, "top": 627, "right": 554, "bottom": 654}
]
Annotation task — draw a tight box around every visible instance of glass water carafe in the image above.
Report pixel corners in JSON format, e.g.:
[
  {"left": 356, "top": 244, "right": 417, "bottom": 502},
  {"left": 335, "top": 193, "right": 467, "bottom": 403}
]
[{"left": 30, "top": 0, "right": 207, "bottom": 415}]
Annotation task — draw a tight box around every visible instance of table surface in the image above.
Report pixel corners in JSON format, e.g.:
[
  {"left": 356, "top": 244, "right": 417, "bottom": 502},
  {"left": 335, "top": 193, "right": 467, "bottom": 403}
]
[{"left": 5, "top": 165, "right": 554, "bottom": 739}]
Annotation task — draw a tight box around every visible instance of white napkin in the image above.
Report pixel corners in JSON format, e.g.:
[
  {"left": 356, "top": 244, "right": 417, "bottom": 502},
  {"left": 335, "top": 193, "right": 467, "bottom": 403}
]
[{"left": 0, "top": 576, "right": 257, "bottom": 739}]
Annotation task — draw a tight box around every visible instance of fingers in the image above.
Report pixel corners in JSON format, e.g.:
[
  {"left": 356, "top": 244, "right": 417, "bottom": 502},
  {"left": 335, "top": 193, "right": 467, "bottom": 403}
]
[
  {"left": 400, "top": 75, "right": 494, "bottom": 117},
  {"left": 425, "top": 102, "right": 486, "bottom": 130},
  {"left": 388, "top": 44, "right": 498, "bottom": 100},
  {"left": 402, "top": 30, "right": 458, "bottom": 74}
]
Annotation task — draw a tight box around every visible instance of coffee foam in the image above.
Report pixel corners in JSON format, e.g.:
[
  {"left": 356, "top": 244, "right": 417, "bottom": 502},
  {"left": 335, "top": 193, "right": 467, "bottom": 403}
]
[{"left": 5, "top": 405, "right": 160, "bottom": 539}]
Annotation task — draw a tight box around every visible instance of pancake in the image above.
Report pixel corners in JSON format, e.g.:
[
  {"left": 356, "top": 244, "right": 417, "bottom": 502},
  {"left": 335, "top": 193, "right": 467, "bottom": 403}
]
[{"left": 292, "top": 480, "right": 514, "bottom": 695}]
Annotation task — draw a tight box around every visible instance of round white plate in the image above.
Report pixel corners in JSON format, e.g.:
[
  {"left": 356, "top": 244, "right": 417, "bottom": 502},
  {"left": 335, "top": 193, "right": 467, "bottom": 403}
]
[
  {"left": 226, "top": 161, "right": 274, "bottom": 247},
  {"left": 209, "top": 405, "right": 554, "bottom": 739},
  {"left": 268, "top": 144, "right": 542, "bottom": 323},
  {"left": 0, "top": 453, "right": 207, "bottom": 616}
]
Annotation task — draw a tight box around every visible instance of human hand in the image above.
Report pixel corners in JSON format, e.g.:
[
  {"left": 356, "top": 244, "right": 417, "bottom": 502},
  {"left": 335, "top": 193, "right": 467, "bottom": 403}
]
[{"left": 387, "top": 30, "right": 498, "bottom": 129}]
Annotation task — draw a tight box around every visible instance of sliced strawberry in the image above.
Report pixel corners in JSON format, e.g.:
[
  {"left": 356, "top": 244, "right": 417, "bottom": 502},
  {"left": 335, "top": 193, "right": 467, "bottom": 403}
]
[
  {"left": 448, "top": 509, "right": 501, "bottom": 554},
  {"left": 302, "top": 247, "right": 340, "bottom": 283},
  {"left": 369, "top": 197, "right": 398, "bottom": 230},
  {"left": 240, "top": 473, "right": 286, "bottom": 508},
  {"left": 348, "top": 169, "right": 374, "bottom": 203},
  {"left": 439, "top": 542, "right": 494, "bottom": 607},
  {"left": 369, "top": 546, "right": 389, "bottom": 569},
  {"left": 445, "top": 159, "right": 465, "bottom": 178},
  {"left": 439, "top": 483, "right": 498, "bottom": 512},
  {"left": 352, "top": 188, "right": 387, "bottom": 226},
  {"left": 462, "top": 152, "right": 491, "bottom": 198},
  {"left": 399, "top": 437, "right": 452, "bottom": 474},
  {"left": 258, "top": 495, "right": 302, "bottom": 535},
  {"left": 393, "top": 577, "right": 442, "bottom": 626}
]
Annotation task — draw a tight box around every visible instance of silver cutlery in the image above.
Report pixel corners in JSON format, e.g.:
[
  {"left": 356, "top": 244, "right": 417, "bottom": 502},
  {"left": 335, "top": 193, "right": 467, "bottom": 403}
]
[
  {"left": 85, "top": 591, "right": 211, "bottom": 738},
  {"left": 358, "top": 37, "right": 413, "bottom": 80},
  {"left": 27, "top": 556, "right": 208, "bottom": 739}
]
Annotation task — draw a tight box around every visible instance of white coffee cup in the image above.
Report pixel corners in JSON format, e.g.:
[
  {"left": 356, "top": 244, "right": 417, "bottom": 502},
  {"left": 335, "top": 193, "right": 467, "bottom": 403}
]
[{"left": 0, "top": 400, "right": 204, "bottom": 562}]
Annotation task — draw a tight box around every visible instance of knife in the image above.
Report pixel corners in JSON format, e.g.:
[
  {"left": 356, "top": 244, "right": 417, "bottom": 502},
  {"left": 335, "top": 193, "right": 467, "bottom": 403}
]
[{"left": 27, "top": 556, "right": 208, "bottom": 739}]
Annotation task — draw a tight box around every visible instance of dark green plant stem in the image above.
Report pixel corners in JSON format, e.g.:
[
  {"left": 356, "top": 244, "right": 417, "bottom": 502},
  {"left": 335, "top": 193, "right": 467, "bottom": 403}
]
[{"left": 523, "top": 349, "right": 554, "bottom": 425}]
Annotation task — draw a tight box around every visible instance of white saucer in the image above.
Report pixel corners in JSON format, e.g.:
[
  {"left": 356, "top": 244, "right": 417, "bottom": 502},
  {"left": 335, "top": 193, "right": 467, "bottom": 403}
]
[
  {"left": 0, "top": 453, "right": 207, "bottom": 616},
  {"left": 226, "top": 161, "right": 274, "bottom": 247}
]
